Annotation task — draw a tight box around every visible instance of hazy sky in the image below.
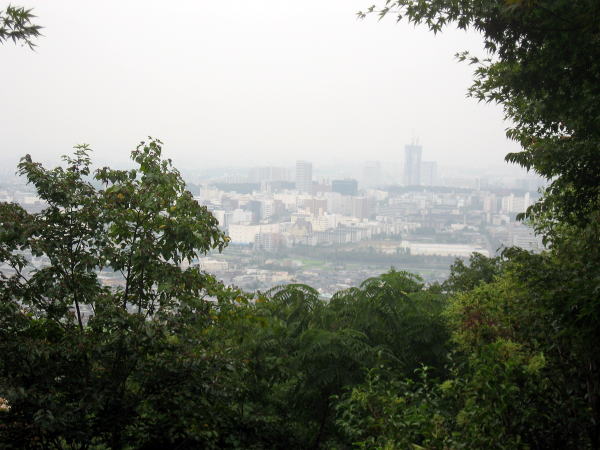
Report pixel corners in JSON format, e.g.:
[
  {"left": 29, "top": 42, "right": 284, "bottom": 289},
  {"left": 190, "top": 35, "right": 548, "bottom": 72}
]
[{"left": 1, "top": 0, "right": 521, "bottom": 171}]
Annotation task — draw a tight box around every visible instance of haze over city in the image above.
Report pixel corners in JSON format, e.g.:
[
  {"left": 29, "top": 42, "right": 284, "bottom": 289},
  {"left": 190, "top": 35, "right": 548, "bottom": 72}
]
[{"left": 1, "top": 0, "right": 520, "bottom": 172}]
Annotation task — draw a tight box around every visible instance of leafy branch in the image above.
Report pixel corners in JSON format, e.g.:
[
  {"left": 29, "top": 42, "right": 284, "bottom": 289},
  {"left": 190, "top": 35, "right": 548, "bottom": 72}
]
[{"left": 0, "top": 5, "right": 42, "bottom": 49}]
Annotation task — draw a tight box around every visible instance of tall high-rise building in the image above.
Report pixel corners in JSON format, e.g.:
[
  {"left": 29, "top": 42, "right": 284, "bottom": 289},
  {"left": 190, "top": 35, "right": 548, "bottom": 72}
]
[
  {"left": 404, "top": 144, "right": 422, "bottom": 186},
  {"left": 295, "top": 160, "right": 313, "bottom": 193}
]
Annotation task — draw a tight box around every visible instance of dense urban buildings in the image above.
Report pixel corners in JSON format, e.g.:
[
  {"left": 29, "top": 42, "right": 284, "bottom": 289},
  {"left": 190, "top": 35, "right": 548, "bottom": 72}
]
[{"left": 1, "top": 143, "right": 545, "bottom": 297}]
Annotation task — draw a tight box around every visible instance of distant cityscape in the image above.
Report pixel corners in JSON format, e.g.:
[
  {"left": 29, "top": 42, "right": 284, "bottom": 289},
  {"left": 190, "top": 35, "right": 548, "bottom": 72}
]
[{"left": 0, "top": 143, "right": 546, "bottom": 297}]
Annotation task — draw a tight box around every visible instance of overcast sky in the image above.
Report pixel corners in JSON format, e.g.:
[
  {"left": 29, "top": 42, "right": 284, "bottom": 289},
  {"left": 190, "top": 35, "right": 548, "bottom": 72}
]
[{"left": 0, "top": 0, "right": 521, "bottom": 172}]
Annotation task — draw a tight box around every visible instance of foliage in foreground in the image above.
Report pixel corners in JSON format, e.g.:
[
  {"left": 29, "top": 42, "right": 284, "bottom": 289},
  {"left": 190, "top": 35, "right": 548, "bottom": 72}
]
[
  {"left": 352, "top": 1, "right": 600, "bottom": 446},
  {"left": 337, "top": 248, "right": 597, "bottom": 449},
  {"left": 0, "top": 144, "right": 448, "bottom": 449},
  {"left": 0, "top": 142, "right": 598, "bottom": 449}
]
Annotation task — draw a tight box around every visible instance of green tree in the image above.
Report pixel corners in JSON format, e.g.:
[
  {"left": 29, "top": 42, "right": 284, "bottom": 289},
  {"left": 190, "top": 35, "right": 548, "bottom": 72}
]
[
  {"left": 212, "top": 284, "right": 377, "bottom": 448},
  {"left": 442, "top": 252, "right": 503, "bottom": 295},
  {"left": 336, "top": 259, "right": 593, "bottom": 449},
  {"left": 329, "top": 270, "right": 450, "bottom": 376},
  {"left": 359, "top": 3, "right": 600, "bottom": 447},
  {"left": 0, "top": 139, "right": 241, "bottom": 449},
  {"left": 203, "top": 272, "right": 451, "bottom": 448}
]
